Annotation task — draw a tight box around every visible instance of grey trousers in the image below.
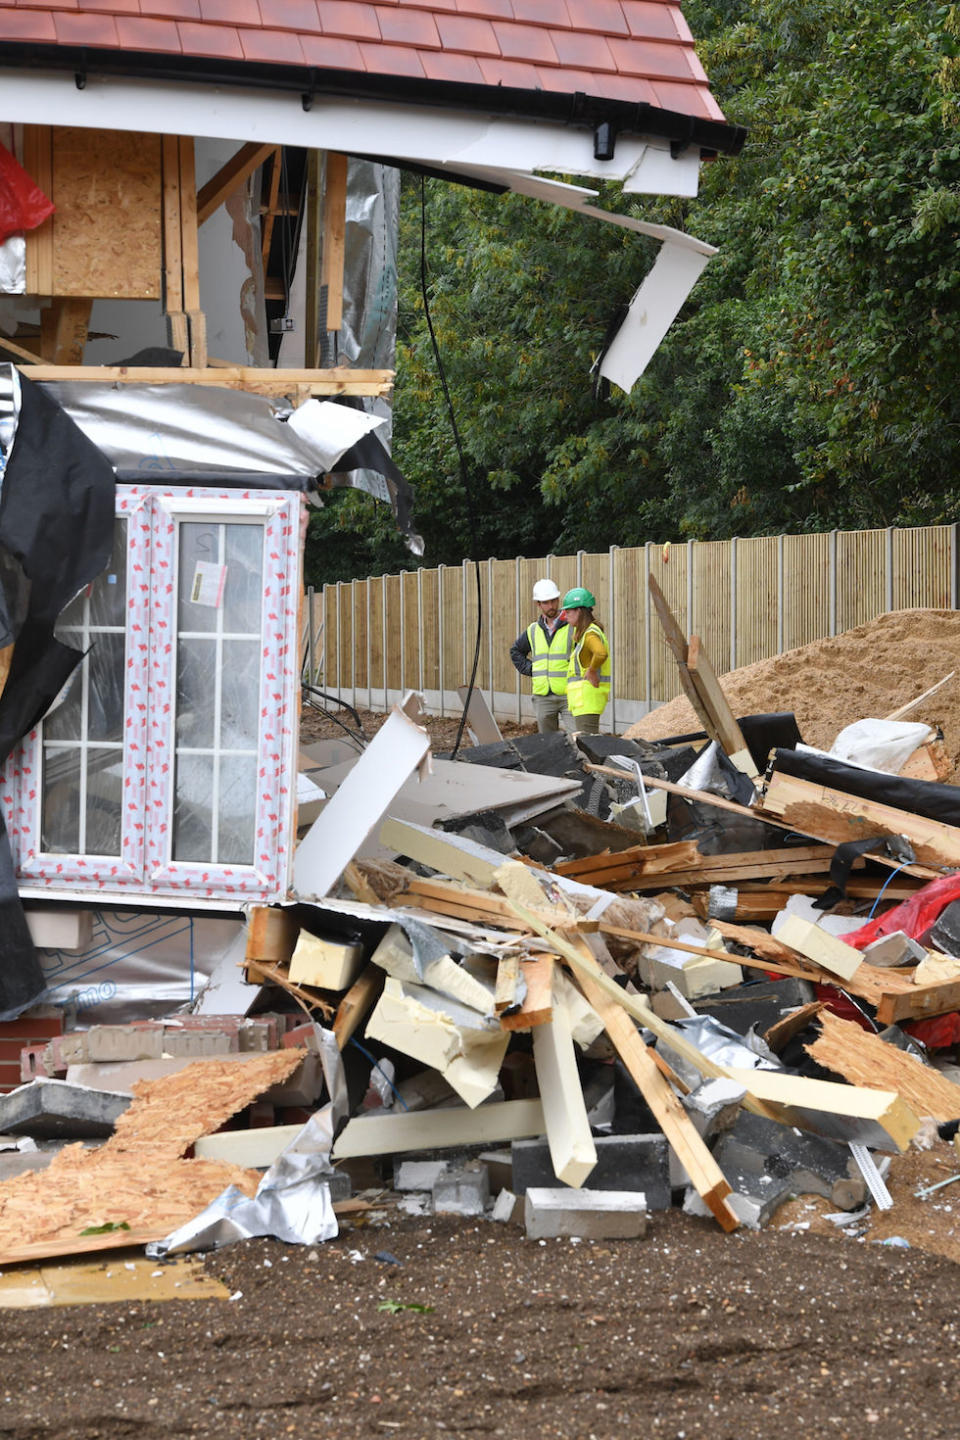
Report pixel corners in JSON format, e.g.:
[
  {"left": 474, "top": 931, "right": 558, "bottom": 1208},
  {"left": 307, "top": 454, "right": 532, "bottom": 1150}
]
[
  {"left": 533, "top": 693, "right": 569, "bottom": 733},
  {"left": 571, "top": 710, "right": 601, "bottom": 734}
]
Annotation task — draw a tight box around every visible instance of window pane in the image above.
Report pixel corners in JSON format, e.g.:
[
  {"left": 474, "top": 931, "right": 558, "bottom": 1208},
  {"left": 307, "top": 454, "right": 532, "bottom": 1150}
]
[
  {"left": 220, "top": 640, "right": 260, "bottom": 749},
  {"left": 89, "top": 521, "right": 128, "bottom": 628},
  {"left": 87, "top": 633, "right": 126, "bottom": 744},
  {"left": 41, "top": 748, "right": 81, "bottom": 853},
  {"left": 176, "top": 638, "right": 216, "bottom": 747},
  {"left": 177, "top": 522, "right": 219, "bottom": 635},
  {"left": 222, "top": 524, "right": 263, "bottom": 633},
  {"left": 219, "top": 754, "right": 257, "bottom": 863},
  {"left": 44, "top": 672, "right": 83, "bottom": 742},
  {"left": 84, "top": 750, "right": 123, "bottom": 856},
  {"left": 172, "top": 753, "right": 214, "bottom": 862}
]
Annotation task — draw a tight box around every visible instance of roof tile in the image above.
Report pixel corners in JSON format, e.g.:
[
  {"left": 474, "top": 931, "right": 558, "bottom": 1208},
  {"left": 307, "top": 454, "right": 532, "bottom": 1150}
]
[
  {"left": 141, "top": 1, "right": 203, "bottom": 18},
  {"left": 0, "top": 6, "right": 57, "bottom": 40},
  {"left": 436, "top": 12, "right": 499, "bottom": 56},
  {"left": 52, "top": 10, "right": 121, "bottom": 43},
  {"left": 317, "top": 1, "right": 380, "bottom": 41},
  {"left": 198, "top": 0, "right": 261, "bottom": 24},
  {"left": 592, "top": 70, "right": 657, "bottom": 104},
  {"left": 239, "top": 26, "right": 308, "bottom": 63},
  {"left": 177, "top": 18, "right": 244, "bottom": 56},
  {"left": 357, "top": 39, "right": 426, "bottom": 76},
  {"left": 116, "top": 15, "right": 183, "bottom": 49},
  {"left": 549, "top": 28, "right": 615, "bottom": 70},
  {"left": 649, "top": 78, "right": 714, "bottom": 118},
  {"left": 455, "top": 0, "right": 514, "bottom": 19},
  {"left": 421, "top": 48, "right": 485, "bottom": 82},
  {"left": 492, "top": 20, "right": 558, "bottom": 64},
  {"left": 375, "top": 5, "right": 441, "bottom": 48},
  {"left": 77, "top": 0, "right": 142, "bottom": 15},
  {"left": 564, "top": 0, "right": 628, "bottom": 34},
  {"left": 533, "top": 64, "right": 599, "bottom": 92},
  {"left": 609, "top": 34, "right": 695, "bottom": 80},
  {"left": 511, "top": 0, "right": 571, "bottom": 25},
  {"left": 299, "top": 30, "right": 365, "bottom": 67},
  {"left": 476, "top": 54, "right": 541, "bottom": 87},
  {"left": 621, "top": 0, "right": 684, "bottom": 42},
  {"left": 258, "top": 0, "right": 320, "bottom": 30}
]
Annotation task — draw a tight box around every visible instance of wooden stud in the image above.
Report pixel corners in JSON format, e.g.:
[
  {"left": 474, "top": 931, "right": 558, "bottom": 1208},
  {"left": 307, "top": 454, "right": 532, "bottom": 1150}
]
[
  {"left": 14, "top": 363, "right": 394, "bottom": 397},
  {"left": 197, "top": 142, "right": 275, "bottom": 226},
  {"left": 22, "top": 126, "right": 53, "bottom": 296},
  {"left": 39, "top": 298, "right": 92, "bottom": 364},
  {"left": 333, "top": 963, "right": 384, "bottom": 1050},
  {"left": 321, "top": 151, "right": 348, "bottom": 335},
  {"left": 500, "top": 954, "right": 554, "bottom": 1031}
]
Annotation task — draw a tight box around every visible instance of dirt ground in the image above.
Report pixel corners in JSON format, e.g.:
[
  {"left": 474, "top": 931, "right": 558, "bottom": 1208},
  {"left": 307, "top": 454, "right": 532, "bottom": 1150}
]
[
  {"left": 2, "top": 1166, "right": 960, "bottom": 1440},
  {"left": 300, "top": 699, "right": 537, "bottom": 753}
]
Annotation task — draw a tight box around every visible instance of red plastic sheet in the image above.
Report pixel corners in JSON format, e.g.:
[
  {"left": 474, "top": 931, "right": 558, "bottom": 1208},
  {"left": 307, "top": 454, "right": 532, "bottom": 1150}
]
[
  {"left": 0, "top": 143, "right": 54, "bottom": 245},
  {"left": 842, "top": 873, "right": 960, "bottom": 950}
]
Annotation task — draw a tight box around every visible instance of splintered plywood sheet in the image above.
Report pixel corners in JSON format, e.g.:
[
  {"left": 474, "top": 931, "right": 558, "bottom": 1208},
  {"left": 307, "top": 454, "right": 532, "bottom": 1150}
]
[
  {"left": 0, "top": 1254, "right": 228, "bottom": 1309},
  {"left": 807, "top": 1011, "right": 960, "bottom": 1122},
  {"left": 0, "top": 1051, "right": 304, "bottom": 1264},
  {"left": 34, "top": 127, "right": 164, "bottom": 299}
]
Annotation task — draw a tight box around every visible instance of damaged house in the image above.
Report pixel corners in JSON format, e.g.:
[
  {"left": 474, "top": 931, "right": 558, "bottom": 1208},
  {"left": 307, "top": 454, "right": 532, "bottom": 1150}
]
[{"left": 0, "top": 2, "right": 744, "bottom": 1021}]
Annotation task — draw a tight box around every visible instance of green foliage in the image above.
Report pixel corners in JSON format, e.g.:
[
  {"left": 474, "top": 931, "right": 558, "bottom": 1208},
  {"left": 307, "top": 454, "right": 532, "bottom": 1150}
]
[{"left": 305, "top": 0, "right": 960, "bottom": 586}]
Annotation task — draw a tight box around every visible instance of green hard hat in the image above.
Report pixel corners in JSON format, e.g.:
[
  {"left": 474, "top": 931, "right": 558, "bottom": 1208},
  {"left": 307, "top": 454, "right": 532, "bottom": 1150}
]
[{"left": 561, "top": 586, "right": 596, "bottom": 609}]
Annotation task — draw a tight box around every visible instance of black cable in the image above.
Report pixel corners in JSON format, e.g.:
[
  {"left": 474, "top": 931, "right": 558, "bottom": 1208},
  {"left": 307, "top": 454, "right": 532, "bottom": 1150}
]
[
  {"left": 301, "top": 683, "right": 369, "bottom": 745},
  {"left": 418, "top": 176, "right": 483, "bottom": 760}
]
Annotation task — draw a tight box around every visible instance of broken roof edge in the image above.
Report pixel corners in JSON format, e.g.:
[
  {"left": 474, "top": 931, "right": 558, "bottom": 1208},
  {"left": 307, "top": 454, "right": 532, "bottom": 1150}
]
[{"left": 0, "top": 44, "right": 746, "bottom": 161}]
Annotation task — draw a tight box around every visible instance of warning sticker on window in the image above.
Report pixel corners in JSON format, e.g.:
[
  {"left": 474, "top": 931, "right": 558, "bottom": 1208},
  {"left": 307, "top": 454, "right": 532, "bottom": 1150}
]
[{"left": 190, "top": 561, "right": 227, "bottom": 607}]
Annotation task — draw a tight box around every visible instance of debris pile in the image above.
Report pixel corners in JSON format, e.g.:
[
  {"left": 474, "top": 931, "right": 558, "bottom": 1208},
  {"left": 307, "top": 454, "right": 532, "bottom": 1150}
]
[{"left": 3, "top": 589, "right": 960, "bottom": 1260}]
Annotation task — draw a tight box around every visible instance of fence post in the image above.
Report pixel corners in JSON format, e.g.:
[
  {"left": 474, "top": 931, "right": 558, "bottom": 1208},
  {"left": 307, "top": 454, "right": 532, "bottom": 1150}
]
[
  {"left": 829, "top": 530, "right": 838, "bottom": 637},
  {"left": 351, "top": 580, "right": 358, "bottom": 712},
  {"left": 381, "top": 574, "right": 389, "bottom": 710},
  {"left": 366, "top": 579, "right": 372, "bottom": 711},
  {"left": 885, "top": 528, "right": 894, "bottom": 613},
  {"left": 486, "top": 558, "right": 495, "bottom": 713},
  {"left": 577, "top": 549, "right": 584, "bottom": 587},
  {"left": 417, "top": 567, "right": 424, "bottom": 699},
  {"left": 438, "top": 563, "right": 446, "bottom": 718},
  {"left": 462, "top": 559, "right": 469, "bottom": 695},
  {"left": 777, "top": 533, "right": 784, "bottom": 654},
  {"left": 336, "top": 581, "right": 343, "bottom": 701},
  {"left": 953, "top": 525, "right": 959, "bottom": 610},
  {"left": 686, "top": 539, "right": 694, "bottom": 637},
  {"left": 306, "top": 584, "right": 316, "bottom": 687},
  {"left": 399, "top": 569, "right": 406, "bottom": 701},
  {"left": 644, "top": 540, "right": 653, "bottom": 715},
  {"left": 730, "top": 537, "right": 737, "bottom": 672}
]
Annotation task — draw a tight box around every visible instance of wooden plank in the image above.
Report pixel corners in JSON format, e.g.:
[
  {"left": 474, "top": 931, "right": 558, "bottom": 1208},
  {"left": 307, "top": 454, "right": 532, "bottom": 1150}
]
[
  {"left": 647, "top": 573, "right": 706, "bottom": 722},
  {"left": 500, "top": 954, "right": 554, "bottom": 1031},
  {"left": 22, "top": 125, "right": 53, "bottom": 296},
  {"left": 724, "top": 1066, "right": 919, "bottom": 1152},
  {"left": 332, "top": 963, "right": 384, "bottom": 1050},
  {"left": 531, "top": 978, "right": 597, "bottom": 1186},
  {"left": 763, "top": 1001, "right": 824, "bottom": 1054},
  {"left": 245, "top": 906, "right": 299, "bottom": 967},
  {"left": 875, "top": 974, "right": 960, "bottom": 1027},
  {"left": 331, "top": 1098, "right": 549, "bottom": 1159},
  {"left": 178, "top": 135, "right": 201, "bottom": 314},
  {"left": 242, "top": 960, "right": 334, "bottom": 1018},
  {"left": 161, "top": 133, "right": 184, "bottom": 317},
  {"left": 572, "top": 957, "right": 738, "bottom": 1231},
  {"left": 553, "top": 839, "right": 700, "bottom": 879},
  {"left": 686, "top": 634, "right": 753, "bottom": 768},
  {"left": 197, "top": 141, "right": 275, "bottom": 225},
  {"left": 494, "top": 951, "right": 521, "bottom": 1014},
  {"left": 321, "top": 151, "right": 348, "bottom": 333},
  {"left": 584, "top": 762, "right": 798, "bottom": 834},
  {"left": 885, "top": 671, "right": 955, "bottom": 722},
  {"left": 40, "top": 297, "right": 91, "bottom": 364},
  {"left": 760, "top": 767, "right": 960, "bottom": 872},
  {"left": 14, "top": 363, "right": 394, "bottom": 396},
  {"left": 0, "top": 333, "right": 45, "bottom": 365},
  {"left": 260, "top": 146, "right": 284, "bottom": 273},
  {"left": 305, "top": 150, "right": 322, "bottom": 366},
  {"left": 807, "top": 1010, "right": 960, "bottom": 1121}
]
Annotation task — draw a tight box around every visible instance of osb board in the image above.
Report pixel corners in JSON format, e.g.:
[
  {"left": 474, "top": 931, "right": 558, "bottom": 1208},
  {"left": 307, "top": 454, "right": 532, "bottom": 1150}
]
[
  {"left": 807, "top": 1011, "right": 960, "bottom": 1122},
  {"left": 25, "top": 127, "right": 164, "bottom": 299},
  {"left": 0, "top": 1051, "right": 303, "bottom": 1263},
  {"left": 0, "top": 1253, "right": 228, "bottom": 1307}
]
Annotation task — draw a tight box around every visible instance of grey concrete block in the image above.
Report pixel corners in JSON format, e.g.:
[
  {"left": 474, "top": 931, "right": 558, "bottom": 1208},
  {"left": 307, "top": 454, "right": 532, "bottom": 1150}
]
[
  {"left": 864, "top": 931, "right": 927, "bottom": 969},
  {"left": 491, "top": 1188, "right": 522, "bottom": 1224},
  {"left": 682, "top": 1077, "right": 746, "bottom": 1138},
  {"left": 512, "top": 1133, "right": 671, "bottom": 1210},
  {"left": 433, "top": 1161, "right": 490, "bottom": 1216},
  {"left": 0, "top": 1079, "right": 130, "bottom": 1139},
  {"left": 713, "top": 1110, "right": 866, "bottom": 1210},
  {"left": 687, "top": 977, "right": 816, "bottom": 1037},
  {"left": 85, "top": 1026, "right": 164, "bottom": 1062},
  {"left": 394, "top": 1158, "right": 454, "bottom": 1192},
  {"left": 525, "top": 1187, "right": 648, "bottom": 1240},
  {"left": 683, "top": 1172, "right": 792, "bottom": 1230}
]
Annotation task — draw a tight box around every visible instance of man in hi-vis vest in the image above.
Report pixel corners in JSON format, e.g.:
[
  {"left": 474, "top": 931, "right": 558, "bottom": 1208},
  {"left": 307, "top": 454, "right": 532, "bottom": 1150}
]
[{"left": 509, "top": 578, "right": 573, "bottom": 733}]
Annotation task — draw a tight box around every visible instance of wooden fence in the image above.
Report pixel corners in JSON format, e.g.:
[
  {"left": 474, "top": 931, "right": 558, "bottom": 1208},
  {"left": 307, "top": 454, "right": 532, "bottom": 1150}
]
[{"left": 308, "top": 524, "right": 958, "bottom": 732}]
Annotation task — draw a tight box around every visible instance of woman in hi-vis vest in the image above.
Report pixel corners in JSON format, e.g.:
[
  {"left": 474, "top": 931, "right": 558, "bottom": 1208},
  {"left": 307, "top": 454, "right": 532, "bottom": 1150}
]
[{"left": 561, "top": 587, "right": 610, "bottom": 734}]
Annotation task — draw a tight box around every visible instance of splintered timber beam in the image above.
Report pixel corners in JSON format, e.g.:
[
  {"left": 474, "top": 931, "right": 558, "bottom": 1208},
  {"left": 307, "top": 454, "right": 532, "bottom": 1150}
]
[
  {"left": 807, "top": 1011, "right": 960, "bottom": 1122},
  {"left": 197, "top": 141, "right": 276, "bottom": 225},
  {"left": 332, "top": 964, "right": 384, "bottom": 1050},
  {"left": 16, "top": 364, "right": 395, "bottom": 398}
]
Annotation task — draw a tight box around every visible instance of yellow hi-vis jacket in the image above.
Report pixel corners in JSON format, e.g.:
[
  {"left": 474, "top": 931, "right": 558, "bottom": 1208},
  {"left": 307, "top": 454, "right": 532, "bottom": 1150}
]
[
  {"left": 566, "top": 623, "right": 611, "bottom": 717},
  {"left": 528, "top": 619, "right": 573, "bottom": 696}
]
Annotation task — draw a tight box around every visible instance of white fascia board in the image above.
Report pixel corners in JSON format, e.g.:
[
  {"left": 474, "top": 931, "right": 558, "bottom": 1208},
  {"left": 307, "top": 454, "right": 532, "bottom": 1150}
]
[
  {"left": 598, "top": 239, "right": 714, "bottom": 394},
  {"left": 0, "top": 68, "right": 698, "bottom": 193}
]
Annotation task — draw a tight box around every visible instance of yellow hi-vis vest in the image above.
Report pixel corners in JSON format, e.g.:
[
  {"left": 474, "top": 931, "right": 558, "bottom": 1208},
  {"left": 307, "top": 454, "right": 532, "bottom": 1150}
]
[
  {"left": 528, "top": 619, "right": 573, "bottom": 696},
  {"left": 566, "top": 623, "right": 611, "bottom": 717}
]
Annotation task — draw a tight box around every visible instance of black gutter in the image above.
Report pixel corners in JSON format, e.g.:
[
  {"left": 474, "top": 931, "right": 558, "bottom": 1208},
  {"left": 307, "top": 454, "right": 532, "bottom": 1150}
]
[{"left": 0, "top": 42, "right": 747, "bottom": 159}]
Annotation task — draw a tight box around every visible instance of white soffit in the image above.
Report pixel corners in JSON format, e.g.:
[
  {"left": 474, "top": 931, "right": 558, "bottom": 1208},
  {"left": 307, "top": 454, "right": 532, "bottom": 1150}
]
[
  {"left": 598, "top": 240, "right": 715, "bottom": 394},
  {"left": 0, "top": 69, "right": 700, "bottom": 195}
]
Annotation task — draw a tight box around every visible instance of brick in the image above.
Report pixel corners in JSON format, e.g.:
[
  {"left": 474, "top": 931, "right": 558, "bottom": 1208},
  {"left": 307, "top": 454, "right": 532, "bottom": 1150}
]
[
  {"left": 433, "top": 1161, "right": 490, "bottom": 1216},
  {"left": 525, "top": 1187, "right": 648, "bottom": 1241},
  {"left": 512, "top": 1134, "right": 671, "bottom": 1210}
]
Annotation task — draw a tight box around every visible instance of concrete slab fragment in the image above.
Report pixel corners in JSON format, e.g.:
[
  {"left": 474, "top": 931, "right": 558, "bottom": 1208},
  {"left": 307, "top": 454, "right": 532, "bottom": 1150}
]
[
  {"left": 0, "top": 1079, "right": 130, "bottom": 1140},
  {"left": 524, "top": 1187, "right": 648, "bottom": 1240}
]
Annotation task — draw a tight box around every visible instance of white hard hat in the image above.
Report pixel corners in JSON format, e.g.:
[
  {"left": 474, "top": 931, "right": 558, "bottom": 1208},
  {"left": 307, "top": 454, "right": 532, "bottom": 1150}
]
[{"left": 532, "top": 578, "right": 561, "bottom": 601}]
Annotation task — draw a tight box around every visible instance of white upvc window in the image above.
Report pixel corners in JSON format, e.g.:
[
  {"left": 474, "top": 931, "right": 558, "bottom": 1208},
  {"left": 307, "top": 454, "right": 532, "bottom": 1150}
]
[{"left": 2, "top": 485, "right": 302, "bottom": 904}]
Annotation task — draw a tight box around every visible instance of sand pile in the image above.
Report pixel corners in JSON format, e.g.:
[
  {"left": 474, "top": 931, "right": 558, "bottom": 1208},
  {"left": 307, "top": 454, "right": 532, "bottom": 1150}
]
[{"left": 625, "top": 609, "right": 960, "bottom": 766}]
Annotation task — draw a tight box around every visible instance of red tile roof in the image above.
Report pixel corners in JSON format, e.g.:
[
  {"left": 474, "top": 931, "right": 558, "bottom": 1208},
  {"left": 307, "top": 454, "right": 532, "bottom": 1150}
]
[{"left": 0, "top": 1, "right": 741, "bottom": 149}]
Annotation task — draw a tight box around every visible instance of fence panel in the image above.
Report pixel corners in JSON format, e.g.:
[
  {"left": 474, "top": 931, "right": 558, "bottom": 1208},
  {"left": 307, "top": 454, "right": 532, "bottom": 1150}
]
[{"left": 316, "top": 523, "right": 958, "bottom": 726}]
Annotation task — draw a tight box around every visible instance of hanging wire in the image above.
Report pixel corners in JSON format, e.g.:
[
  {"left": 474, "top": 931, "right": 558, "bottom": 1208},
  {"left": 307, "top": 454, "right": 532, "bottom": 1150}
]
[
  {"left": 867, "top": 860, "right": 912, "bottom": 920},
  {"left": 349, "top": 1035, "right": 410, "bottom": 1111},
  {"left": 418, "top": 176, "right": 483, "bottom": 760}
]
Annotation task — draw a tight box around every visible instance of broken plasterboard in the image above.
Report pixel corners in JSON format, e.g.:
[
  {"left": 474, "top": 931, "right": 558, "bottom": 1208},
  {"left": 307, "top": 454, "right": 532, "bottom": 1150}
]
[
  {"left": 365, "top": 977, "right": 509, "bottom": 1109},
  {"left": 293, "top": 704, "right": 431, "bottom": 900}
]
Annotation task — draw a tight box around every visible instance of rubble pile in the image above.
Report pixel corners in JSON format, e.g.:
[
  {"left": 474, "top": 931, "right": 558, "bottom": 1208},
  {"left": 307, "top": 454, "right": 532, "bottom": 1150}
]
[{"left": 3, "top": 593, "right": 960, "bottom": 1261}]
